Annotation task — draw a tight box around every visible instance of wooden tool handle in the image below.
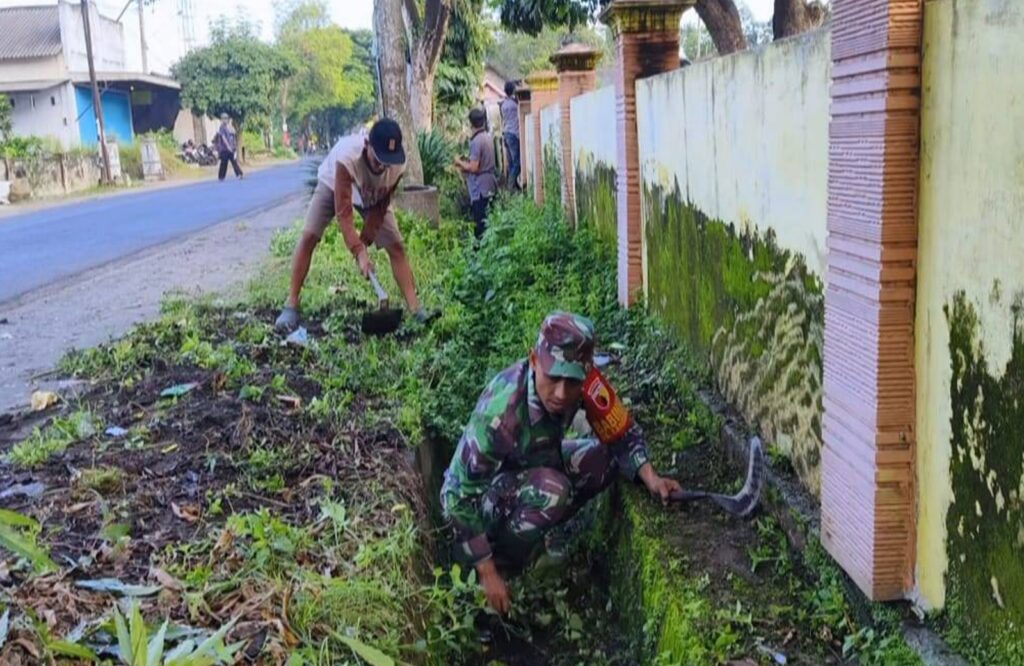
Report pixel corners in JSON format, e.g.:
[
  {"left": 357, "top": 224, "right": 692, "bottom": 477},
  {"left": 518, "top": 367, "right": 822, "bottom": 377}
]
[{"left": 368, "top": 271, "right": 389, "bottom": 308}]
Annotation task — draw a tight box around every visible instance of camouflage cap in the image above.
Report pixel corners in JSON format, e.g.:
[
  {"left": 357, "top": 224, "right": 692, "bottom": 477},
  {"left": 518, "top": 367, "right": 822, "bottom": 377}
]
[{"left": 535, "top": 312, "right": 595, "bottom": 381}]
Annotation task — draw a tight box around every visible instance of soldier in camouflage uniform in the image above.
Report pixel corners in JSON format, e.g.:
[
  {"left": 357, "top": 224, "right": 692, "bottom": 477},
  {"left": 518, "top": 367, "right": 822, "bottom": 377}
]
[{"left": 441, "top": 312, "right": 682, "bottom": 614}]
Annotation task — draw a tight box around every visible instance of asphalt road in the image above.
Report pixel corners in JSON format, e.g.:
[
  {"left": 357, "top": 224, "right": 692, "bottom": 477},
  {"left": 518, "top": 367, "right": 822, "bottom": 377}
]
[{"left": 0, "top": 161, "right": 310, "bottom": 304}]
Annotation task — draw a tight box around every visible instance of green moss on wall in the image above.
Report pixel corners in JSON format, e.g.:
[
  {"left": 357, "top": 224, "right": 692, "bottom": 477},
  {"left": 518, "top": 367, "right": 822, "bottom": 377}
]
[
  {"left": 543, "top": 143, "right": 561, "bottom": 210},
  {"left": 644, "top": 180, "right": 825, "bottom": 494},
  {"left": 943, "top": 291, "right": 1024, "bottom": 665},
  {"left": 574, "top": 156, "right": 617, "bottom": 248}
]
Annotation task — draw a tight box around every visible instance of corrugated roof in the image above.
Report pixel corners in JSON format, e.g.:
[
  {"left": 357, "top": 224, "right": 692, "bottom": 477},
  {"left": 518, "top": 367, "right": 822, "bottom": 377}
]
[{"left": 0, "top": 6, "right": 62, "bottom": 61}]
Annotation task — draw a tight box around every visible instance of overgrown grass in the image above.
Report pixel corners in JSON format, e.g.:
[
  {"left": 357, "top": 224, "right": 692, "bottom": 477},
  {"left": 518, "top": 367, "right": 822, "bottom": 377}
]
[{"left": 28, "top": 192, "right": 922, "bottom": 664}]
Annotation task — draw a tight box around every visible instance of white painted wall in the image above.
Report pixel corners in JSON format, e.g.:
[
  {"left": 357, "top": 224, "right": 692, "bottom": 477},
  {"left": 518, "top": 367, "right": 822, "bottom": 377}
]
[
  {"left": 540, "top": 104, "right": 561, "bottom": 164},
  {"left": 8, "top": 82, "right": 80, "bottom": 148},
  {"left": 914, "top": 0, "right": 1024, "bottom": 612},
  {"left": 636, "top": 28, "right": 831, "bottom": 279},
  {"left": 524, "top": 111, "right": 535, "bottom": 189},
  {"left": 570, "top": 85, "right": 617, "bottom": 171},
  {"left": 0, "top": 54, "right": 67, "bottom": 84}
]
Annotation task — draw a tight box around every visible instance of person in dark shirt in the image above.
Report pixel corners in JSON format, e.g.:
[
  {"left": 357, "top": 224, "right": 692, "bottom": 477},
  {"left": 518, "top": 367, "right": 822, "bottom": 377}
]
[
  {"left": 214, "top": 113, "right": 243, "bottom": 181},
  {"left": 455, "top": 107, "right": 498, "bottom": 239},
  {"left": 499, "top": 81, "right": 521, "bottom": 191}
]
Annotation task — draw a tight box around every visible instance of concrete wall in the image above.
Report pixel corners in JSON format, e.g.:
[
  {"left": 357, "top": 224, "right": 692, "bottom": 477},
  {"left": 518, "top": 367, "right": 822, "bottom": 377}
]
[
  {"left": 571, "top": 85, "right": 617, "bottom": 246},
  {"left": 59, "top": 0, "right": 126, "bottom": 74},
  {"left": 634, "top": 28, "right": 830, "bottom": 494},
  {"left": 913, "top": 0, "right": 1024, "bottom": 656},
  {"left": 524, "top": 111, "right": 535, "bottom": 195},
  {"left": 8, "top": 82, "right": 79, "bottom": 149},
  {"left": 0, "top": 54, "right": 66, "bottom": 83},
  {"left": 4, "top": 152, "right": 101, "bottom": 200}
]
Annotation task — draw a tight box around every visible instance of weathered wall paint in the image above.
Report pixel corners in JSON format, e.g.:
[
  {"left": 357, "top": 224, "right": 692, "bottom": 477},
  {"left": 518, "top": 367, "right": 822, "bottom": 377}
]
[
  {"left": 635, "top": 28, "right": 830, "bottom": 494},
  {"left": 644, "top": 183, "right": 824, "bottom": 492},
  {"left": 636, "top": 28, "right": 830, "bottom": 280},
  {"left": 540, "top": 104, "right": 562, "bottom": 208},
  {"left": 571, "top": 86, "right": 618, "bottom": 245},
  {"left": 914, "top": 0, "right": 1024, "bottom": 654}
]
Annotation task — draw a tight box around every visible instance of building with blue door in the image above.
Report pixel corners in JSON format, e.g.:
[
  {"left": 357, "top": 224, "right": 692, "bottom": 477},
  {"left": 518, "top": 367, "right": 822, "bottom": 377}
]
[{"left": 0, "top": 2, "right": 182, "bottom": 149}]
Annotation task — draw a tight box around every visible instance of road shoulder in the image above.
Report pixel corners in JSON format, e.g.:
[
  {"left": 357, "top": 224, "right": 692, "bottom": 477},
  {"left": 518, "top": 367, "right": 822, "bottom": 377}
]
[{"left": 0, "top": 195, "right": 304, "bottom": 414}]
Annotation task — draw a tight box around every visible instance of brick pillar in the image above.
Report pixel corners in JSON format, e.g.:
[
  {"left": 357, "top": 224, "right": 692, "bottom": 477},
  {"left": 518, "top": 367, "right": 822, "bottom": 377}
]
[
  {"left": 601, "top": 0, "right": 689, "bottom": 306},
  {"left": 821, "top": 0, "right": 923, "bottom": 601},
  {"left": 551, "top": 44, "right": 601, "bottom": 227},
  {"left": 514, "top": 86, "right": 531, "bottom": 191},
  {"left": 524, "top": 70, "right": 559, "bottom": 206}
]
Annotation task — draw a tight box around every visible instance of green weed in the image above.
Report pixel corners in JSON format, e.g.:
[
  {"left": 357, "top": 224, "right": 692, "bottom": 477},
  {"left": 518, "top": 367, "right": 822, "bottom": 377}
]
[{"left": 6, "top": 409, "right": 97, "bottom": 468}]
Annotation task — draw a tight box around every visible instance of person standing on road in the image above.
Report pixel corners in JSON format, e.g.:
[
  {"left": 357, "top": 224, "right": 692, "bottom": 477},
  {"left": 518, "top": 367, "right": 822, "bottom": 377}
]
[
  {"left": 455, "top": 108, "right": 498, "bottom": 240},
  {"left": 215, "top": 113, "right": 243, "bottom": 181},
  {"left": 275, "top": 118, "right": 434, "bottom": 332},
  {"left": 499, "top": 81, "right": 521, "bottom": 191},
  {"left": 440, "top": 312, "right": 683, "bottom": 615}
]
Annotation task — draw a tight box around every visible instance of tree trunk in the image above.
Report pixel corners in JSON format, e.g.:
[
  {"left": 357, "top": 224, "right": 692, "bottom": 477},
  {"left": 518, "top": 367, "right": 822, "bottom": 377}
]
[
  {"left": 409, "top": 0, "right": 452, "bottom": 133},
  {"left": 773, "top": 0, "right": 824, "bottom": 40},
  {"left": 409, "top": 70, "right": 436, "bottom": 135},
  {"left": 373, "top": 0, "right": 424, "bottom": 184},
  {"left": 695, "top": 0, "right": 747, "bottom": 55}
]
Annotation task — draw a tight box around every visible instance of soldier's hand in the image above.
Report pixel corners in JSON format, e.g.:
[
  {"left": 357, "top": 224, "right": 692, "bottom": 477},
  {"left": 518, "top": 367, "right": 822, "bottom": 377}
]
[
  {"left": 477, "top": 559, "right": 511, "bottom": 615},
  {"left": 645, "top": 475, "right": 683, "bottom": 507}
]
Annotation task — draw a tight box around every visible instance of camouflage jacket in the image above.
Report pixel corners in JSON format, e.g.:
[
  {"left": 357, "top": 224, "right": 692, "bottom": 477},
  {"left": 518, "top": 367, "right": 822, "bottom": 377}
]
[{"left": 441, "top": 359, "right": 651, "bottom": 565}]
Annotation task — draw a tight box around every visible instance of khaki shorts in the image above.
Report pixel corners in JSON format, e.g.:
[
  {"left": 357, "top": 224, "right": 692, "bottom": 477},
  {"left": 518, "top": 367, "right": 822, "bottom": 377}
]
[{"left": 303, "top": 182, "right": 403, "bottom": 249}]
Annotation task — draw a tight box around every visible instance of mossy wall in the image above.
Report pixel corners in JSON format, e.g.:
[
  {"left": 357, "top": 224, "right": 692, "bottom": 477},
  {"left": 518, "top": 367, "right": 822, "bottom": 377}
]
[
  {"left": 940, "top": 292, "right": 1024, "bottom": 663},
  {"left": 539, "top": 103, "right": 562, "bottom": 209},
  {"left": 913, "top": 3, "right": 1024, "bottom": 656},
  {"left": 644, "top": 180, "right": 824, "bottom": 494},
  {"left": 574, "top": 154, "right": 617, "bottom": 248}
]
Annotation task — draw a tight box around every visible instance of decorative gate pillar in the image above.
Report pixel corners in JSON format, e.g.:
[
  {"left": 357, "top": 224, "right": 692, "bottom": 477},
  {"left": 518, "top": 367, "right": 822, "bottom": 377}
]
[
  {"left": 514, "top": 86, "right": 532, "bottom": 191},
  {"left": 550, "top": 43, "right": 601, "bottom": 227},
  {"left": 821, "top": 0, "right": 923, "bottom": 601},
  {"left": 524, "top": 70, "right": 559, "bottom": 206},
  {"left": 601, "top": 0, "right": 690, "bottom": 306}
]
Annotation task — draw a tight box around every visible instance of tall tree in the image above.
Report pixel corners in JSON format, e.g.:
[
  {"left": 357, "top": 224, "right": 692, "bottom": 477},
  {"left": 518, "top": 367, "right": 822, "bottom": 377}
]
[
  {"left": 173, "top": 22, "right": 294, "bottom": 145},
  {"left": 773, "top": 0, "right": 828, "bottom": 40},
  {"left": 401, "top": 0, "right": 454, "bottom": 133},
  {"left": 694, "top": 0, "right": 746, "bottom": 55},
  {"left": 374, "top": 0, "right": 424, "bottom": 183}
]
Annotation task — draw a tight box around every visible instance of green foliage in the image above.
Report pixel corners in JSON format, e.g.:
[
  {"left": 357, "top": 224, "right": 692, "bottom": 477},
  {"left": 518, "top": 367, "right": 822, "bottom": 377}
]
[
  {"left": 276, "top": 2, "right": 375, "bottom": 147},
  {"left": 486, "top": 25, "right": 611, "bottom": 80},
  {"left": 172, "top": 22, "right": 294, "bottom": 132},
  {"left": 5, "top": 409, "right": 97, "bottom": 468},
  {"left": 416, "top": 130, "right": 455, "bottom": 187},
  {"left": 0, "top": 135, "right": 46, "bottom": 160},
  {"left": 0, "top": 94, "right": 12, "bottom": 142},
  {"left": 0, "top": 509, "right": 58, "bottom": 574},
  {"left": 494, "top": 0, "right": 609, "bottom": 35},
  {"left": 113, "top": 599, "right": 240, "bottom": 665},
  {"left": 435, "top": 0, "right": 492, "bottom": 134}
]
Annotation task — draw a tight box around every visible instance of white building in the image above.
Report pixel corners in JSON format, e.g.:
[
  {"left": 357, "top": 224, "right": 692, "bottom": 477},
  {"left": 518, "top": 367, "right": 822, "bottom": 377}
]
[{"left": 0, "top": 1, "right": 183, "bottom": 149}]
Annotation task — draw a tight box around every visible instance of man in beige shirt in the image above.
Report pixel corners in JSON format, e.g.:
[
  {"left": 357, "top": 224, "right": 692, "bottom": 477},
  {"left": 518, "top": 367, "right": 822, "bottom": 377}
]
[{"left": 276, "top": 118, "right": 432, "bottom": 332}]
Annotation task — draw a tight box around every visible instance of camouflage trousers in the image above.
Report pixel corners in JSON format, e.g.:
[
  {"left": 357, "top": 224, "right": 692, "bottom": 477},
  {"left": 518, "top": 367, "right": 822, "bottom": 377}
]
[{"left": 479, "top": 438, "right": 617, "bottom": 570}]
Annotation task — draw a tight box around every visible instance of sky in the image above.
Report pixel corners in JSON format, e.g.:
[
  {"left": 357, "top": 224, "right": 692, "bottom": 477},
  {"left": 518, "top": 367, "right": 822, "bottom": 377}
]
[{"left": 0, "top": 0, "right": 775, "bottom": 75}]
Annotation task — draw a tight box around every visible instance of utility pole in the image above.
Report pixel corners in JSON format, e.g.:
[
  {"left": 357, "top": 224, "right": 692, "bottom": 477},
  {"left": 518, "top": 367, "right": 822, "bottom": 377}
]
[
  {"left": 81, "top": 0, "right": 112, "bottom": 184},
  {"left": 138, "top": 0, "right": 148, "bottom": 73}
]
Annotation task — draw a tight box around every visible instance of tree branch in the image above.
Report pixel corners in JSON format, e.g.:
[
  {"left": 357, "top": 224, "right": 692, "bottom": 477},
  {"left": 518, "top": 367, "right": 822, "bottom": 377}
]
[
  {"left": 403, "top": 0, "right": 421, "bottom": 31},
  {"left": 417, "top": 0, "right": 452, "bottom": 73},
  {"left": 695, "top": 0, "right": 747, "bottom": 55}
]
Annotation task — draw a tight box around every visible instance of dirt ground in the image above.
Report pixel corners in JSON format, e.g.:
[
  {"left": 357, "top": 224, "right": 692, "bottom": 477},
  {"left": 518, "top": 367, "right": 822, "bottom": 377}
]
[{"left": 0, "top": 195, "right": 305, "bottom": 415}]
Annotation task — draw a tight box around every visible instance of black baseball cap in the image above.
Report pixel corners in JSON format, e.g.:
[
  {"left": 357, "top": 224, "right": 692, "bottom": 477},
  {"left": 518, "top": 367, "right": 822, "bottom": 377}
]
[{"left": 368, "top": 118, "right": 405, "bottom": 166}]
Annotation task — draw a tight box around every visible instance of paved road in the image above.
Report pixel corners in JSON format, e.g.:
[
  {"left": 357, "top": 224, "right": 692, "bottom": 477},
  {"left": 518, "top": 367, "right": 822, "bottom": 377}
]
[{"left": 0, "top": 161, "right": 310, "bottom": 303}]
